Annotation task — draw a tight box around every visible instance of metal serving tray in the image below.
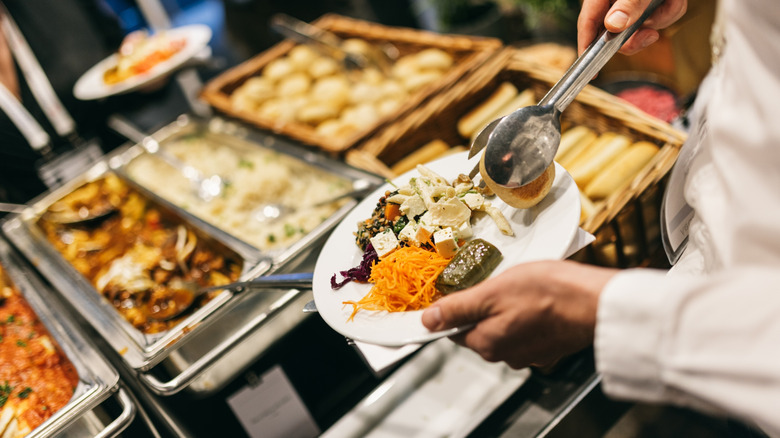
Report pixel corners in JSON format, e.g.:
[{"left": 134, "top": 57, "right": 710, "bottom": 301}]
[
  {"left": 112, "top": 115, "right": 381, "bottom": 269},
  {"left": 4, "top": 115, "right": 381, "bottom": 396},
  {"left": 0, "top": 237, "right": 135, "bottom": 438}
]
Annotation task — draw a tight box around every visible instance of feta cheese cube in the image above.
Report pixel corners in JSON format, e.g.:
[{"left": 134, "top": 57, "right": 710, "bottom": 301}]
[
  {"left": 400, "top": 195, "right": 426, "bottom": 219},
  {"left": 455, "top": 220, "right": 473, "bottom": 240},
  {"left": 398, "top": 220, "right": 419, "bottom": 244},
  {"left": 370, "top": 229, "right": 399, "bottom": 259},
  {"left": 433, "top": 228, "right": 458, "bottom": 258}
]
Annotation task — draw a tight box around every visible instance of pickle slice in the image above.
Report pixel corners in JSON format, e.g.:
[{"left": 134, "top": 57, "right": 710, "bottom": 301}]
[{"left": 435, "top": 238, "right": 502, "bottom": 294}]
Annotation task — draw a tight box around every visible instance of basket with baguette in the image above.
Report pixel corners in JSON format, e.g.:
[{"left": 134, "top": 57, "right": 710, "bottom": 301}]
[
  {"left": 348, "top": 47, "right": 687, "bottom": 268},
  {"left": 200, "top": 14, "right": 502, "bottom": 154}
]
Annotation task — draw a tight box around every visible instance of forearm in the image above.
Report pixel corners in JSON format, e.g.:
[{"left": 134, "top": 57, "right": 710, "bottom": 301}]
[{"left": 596, "top": 268, "right": 780, "bottom": 435}]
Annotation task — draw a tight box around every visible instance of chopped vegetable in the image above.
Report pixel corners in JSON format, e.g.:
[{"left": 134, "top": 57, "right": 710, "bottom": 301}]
[
  {"left": 435, "top": 238, "right": 502, "bottom": 294},
  {"left": 343, "top": 246, "right": 451, "bottom": 320},
  {"left": 331, "top": 244, "right": 379, "bottom": 289}
]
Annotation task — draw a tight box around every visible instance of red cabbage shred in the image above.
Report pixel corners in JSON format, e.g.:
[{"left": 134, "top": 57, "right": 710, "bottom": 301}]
[{"left": 331, "top": 244, "right": 379, "bottom": 289}]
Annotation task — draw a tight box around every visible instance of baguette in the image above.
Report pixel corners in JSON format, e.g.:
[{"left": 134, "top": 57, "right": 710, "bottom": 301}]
[
  {"left": 579, "top": 190, "right": 598, "bottom": 224},
  {"left": 584, "top": 141, "right": 660, "bottom": 199},
  {"left": 555, "top": 126, "right": 597, "bottom": 163},
  {"left": 390, "top": 139, "right": 450, "bottom": 175},
  {"left": 457, "top": 82, "right": 518, "bottom": 138},
  {"left": 495, "top": 88, "right": 536, "bottom": 120},
  {"left": 567, "top": 133, "right": 631, "bottom": 187}
]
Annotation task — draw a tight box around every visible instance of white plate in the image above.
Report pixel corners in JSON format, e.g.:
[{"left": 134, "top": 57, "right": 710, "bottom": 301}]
[
  {"left": 73, "top": 24, "right": 212, "bottom": 100},
  {"left": 312, "top": 152, "right": 581, "bottom": 347}
]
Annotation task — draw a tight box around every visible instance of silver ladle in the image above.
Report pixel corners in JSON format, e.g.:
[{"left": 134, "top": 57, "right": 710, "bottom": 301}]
[
  {"left": 477, "top": 0, "right": 663, "bottom": 188},
  {"left": 107, "top": 115, "right": 227, "bottom": 202}
]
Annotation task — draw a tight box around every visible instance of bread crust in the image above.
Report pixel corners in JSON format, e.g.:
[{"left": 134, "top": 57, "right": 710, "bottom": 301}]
[{"left": 479, "top": 153, "right": 555, "bottom": 209}]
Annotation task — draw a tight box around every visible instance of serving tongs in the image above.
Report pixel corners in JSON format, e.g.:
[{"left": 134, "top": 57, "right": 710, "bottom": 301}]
[
  {"left": 270, "top": 13, "right": 394, "bottom": 76},
  {"left": 469, "top": 0, "right": 663, "bottom": 187}
]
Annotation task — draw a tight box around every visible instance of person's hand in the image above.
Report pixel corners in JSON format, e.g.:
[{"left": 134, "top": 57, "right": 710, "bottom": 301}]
[
  {"left": 421, "top": 260, "right": 617, "bottom": 369},
  {"left": 578, "top": 0, "right": 688, "bottom": 56},
  {"left": 0, "top": 18, "right": 20, "bottom": 99}
]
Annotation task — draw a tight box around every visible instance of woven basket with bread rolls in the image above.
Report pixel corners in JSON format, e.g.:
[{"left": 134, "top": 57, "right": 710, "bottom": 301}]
[{"left": 201, "top": 14, "right": 501, "bottom": 154}]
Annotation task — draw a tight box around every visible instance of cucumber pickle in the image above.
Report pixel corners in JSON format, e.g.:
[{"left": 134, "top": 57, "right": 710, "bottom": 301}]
[{"left": 435, "top": 238, "right": 502, "bottom": 294}]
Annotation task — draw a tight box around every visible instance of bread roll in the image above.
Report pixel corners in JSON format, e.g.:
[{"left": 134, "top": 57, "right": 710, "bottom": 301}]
[
  {"left": 403, "top": 70, "right": 444, "bottom": 92},
  {"left": 555, "top": 126, "right": 597, "bottom": 163},
  {"left": 287, "top": 45, "right": 319, "bottom": 70},
  {"left": 584, "top": 141, "right": 659, "bottom": 199},
  {"left": 567, "top": 133, "right": 631, "bottom": 187},
  {"left": 457, "top": 82, "right": 518, "bottom": 138},
  {"left": 262, "top": 58, "right": 294, "bottom": 82},
  {"left": 390, "top": 139, "right": 451, "bottom": 175},
  {"left": 413, "top": 48, "right": 454, "bottom": 70},
  {"left": 479, "top": 152, "right": 555, "bottom": 209}
]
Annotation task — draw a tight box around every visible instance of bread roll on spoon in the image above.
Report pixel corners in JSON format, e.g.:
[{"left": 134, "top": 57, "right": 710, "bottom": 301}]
[{"left": 479, "top": 151, "right": 555, "bottom": 209}]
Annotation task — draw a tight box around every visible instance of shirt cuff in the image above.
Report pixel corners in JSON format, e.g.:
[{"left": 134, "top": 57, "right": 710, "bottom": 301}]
[{"left": 594, "top": 268, "right": 673, "bottom": 403}]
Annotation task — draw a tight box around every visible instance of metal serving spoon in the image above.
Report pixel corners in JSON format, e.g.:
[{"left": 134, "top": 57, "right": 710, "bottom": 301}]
[
  {"left": 476, "top": 0, "right": 663, "bottom": 188},
  {"left": 148, "top": 272, "right": 314, "bottom": 322},
  {"left": 107, "top": 115, "right": 227, "bottom": 202},
  {"left": 252, "top": 179, "right": 375, "bottom": 224}
]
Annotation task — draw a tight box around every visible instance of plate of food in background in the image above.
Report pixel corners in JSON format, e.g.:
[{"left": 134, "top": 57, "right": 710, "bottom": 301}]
[
  {"left": 312, "top": 151, "right": 581, "bottom": 347},
  {"left": 74, "top": 24, "right": 211, "bottom": 100}
]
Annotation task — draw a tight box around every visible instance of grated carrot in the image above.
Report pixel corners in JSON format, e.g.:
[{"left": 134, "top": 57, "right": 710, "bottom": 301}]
[{"left": 343, "top": 246, "right": 451, "bottom": 320}]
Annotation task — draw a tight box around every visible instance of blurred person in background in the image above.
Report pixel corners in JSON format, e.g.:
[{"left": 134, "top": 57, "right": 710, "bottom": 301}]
[
  {"left": 423, "top": 0, "right": 780, "bottom": 435},
  {"left": 0, "top": 0, "right": 124, "bottom": 204}
]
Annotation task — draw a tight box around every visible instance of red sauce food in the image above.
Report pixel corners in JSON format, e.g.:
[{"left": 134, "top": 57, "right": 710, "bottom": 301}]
[
  {"left": 615, "top": 85, "right": 680, "bottom": 123},
  {"left": 0, "top": 264, "right": 79, "bottom": 435}
]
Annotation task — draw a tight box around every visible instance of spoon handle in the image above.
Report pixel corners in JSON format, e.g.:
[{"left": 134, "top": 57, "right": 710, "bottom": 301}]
[
  {"left": 540, "top": 0, "right": 664, "bottom": 112},
  {"left": 198, "top": 272, "right": 314, "bottom": 295}
]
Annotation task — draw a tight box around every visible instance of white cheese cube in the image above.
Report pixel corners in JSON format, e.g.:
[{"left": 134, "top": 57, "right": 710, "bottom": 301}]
[
  {"left": 400, "top": 195, "right": 426, "bottom": 219},
  {"left": 433, "top": 228, "right": 458, "bottom": 258},
  {"left": 461, "top": 192, "right": 484, "bottom": 210},
  {"left": 398, "top": 220, "right": 419, "bottom": 244},
  {"left": 370, "top": 229, "right": 399, "bottom": 259},
  {"left": 455, "top": 220, "right": 473, "bottom": 240}
]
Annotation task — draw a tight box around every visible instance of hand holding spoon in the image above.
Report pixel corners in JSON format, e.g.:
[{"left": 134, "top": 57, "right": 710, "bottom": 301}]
[{"left": 478, "top": 0, "right": 663, "bottom": 188}]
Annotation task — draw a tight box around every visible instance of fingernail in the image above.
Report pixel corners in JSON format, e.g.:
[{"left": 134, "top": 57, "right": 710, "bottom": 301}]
[
  {"left": 423, "top": 306, "right": 442, "bottom": 330},
  {"left": 606, "top": 11, "right": 629, "bottom": 30},
  {"left": 642, "top": 33, "right": 660, "bottom": 48}
]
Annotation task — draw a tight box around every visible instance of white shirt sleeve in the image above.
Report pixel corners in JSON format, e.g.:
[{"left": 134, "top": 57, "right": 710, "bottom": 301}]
[{"left": 594, "top": 0, "right": 780, "bottom": 435}]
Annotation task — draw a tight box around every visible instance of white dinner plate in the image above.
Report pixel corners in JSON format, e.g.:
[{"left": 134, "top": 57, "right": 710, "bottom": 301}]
[
  {"left": 73, "top": 24, "right": 212, "bottom": 100},
  {"left": 312, "top": 151, "right": 581, "bottom": 347}
]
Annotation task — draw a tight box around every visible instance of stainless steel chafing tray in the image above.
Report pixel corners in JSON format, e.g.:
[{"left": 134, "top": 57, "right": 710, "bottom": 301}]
[
  {"left": 112, "top": 115, "right": 382, "bottom": 268},
  {"left": 4, "top": 115, "right": 382, "bottom": 396},
  {"left": 0, "top": 237, "right": 136, "bottom": 438}
]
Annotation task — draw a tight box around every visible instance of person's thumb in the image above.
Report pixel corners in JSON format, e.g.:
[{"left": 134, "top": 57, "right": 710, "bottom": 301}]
[
  {"left": 604, "top": 0, "right": 651, "bottom": 32},
  {"left": 422, "top": 292, "right": 488, "bottom": 332}
]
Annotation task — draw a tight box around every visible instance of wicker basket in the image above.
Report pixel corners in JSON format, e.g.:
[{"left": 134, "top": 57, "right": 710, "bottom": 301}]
[
  {"left": 348, "top": 47, "right": 687, "bottom": 268},
  {"left": 200, "top": 14, "right": 502, "bottom": 154}
]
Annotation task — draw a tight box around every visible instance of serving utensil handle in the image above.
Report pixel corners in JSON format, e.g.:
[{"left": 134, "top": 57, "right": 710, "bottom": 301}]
[{"left": 540, "top": 0, "right": 664, "bottom": 112}]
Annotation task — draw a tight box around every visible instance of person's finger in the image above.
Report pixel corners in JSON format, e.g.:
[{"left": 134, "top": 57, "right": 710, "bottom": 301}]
[
  {"left": 421, "top": 287, "right": 492, "bottom": 332},
  {"left": 640, "top": 0, "right": 688, "bottom": 31},
  {"left": 585, "top": 0, "right": 686, "bottom": 54},
  {"left": 618, "top": 28, "right": 660, "bottom": 55},
  {"left": 577, "top": 0, "right": 611, "bottom": 54}
]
